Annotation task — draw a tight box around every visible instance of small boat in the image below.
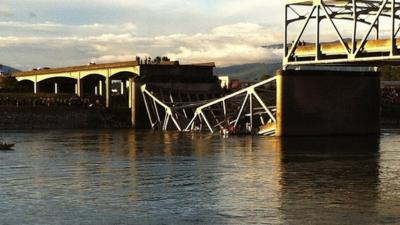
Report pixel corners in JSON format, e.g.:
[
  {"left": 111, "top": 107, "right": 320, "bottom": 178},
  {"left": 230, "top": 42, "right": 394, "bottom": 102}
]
[{"left": 0, "top": 142, "right": 15, "bottom": 151}]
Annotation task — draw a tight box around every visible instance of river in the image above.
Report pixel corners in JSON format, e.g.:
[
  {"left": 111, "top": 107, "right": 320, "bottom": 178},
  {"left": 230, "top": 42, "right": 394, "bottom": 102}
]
[{"left": 0, "top": 130, "right": 399, "bottom": 225}]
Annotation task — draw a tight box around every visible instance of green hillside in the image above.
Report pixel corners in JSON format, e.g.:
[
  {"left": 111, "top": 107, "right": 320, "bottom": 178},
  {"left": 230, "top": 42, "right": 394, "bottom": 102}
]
[{"left": 215, "top": 62, "right": 281, "bottom": 81}]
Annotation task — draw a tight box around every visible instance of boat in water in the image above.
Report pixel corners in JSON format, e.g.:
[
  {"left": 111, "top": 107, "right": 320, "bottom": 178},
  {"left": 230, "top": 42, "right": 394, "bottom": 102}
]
[{"left": 0, "top": 142, "right": 15, "bottom": 151}]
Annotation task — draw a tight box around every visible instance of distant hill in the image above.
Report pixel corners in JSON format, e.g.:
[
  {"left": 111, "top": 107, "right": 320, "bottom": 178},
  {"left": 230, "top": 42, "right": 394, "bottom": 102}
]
[
  {"left": 215, "top": 62, "right": 281, "bottom": 81},
  {"left": 0, "top": 64, "right": 20, "bottom": 74}
]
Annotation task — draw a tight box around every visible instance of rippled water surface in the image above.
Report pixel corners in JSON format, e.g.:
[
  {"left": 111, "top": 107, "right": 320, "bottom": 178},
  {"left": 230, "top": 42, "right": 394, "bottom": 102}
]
[{"left": 1, "top": 130, "right": 400, "bottom": 225}]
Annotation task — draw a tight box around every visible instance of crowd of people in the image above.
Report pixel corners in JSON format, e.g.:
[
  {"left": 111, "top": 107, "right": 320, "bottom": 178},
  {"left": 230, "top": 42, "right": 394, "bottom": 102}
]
[
  {"left": 0, "top": 95, "right": 105, "bottom": 108},
  {"left": 382, "top": 88, "right": 400, "bottom": 104}
]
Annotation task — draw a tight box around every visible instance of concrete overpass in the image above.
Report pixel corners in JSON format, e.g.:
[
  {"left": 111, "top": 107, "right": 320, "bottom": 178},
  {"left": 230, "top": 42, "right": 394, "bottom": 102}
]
[
  {"left": 12, "top": 60, "right": 217, "bottom": 128},
  {"left": 13, "top": 61, "right": 142, "bottom": 108}
]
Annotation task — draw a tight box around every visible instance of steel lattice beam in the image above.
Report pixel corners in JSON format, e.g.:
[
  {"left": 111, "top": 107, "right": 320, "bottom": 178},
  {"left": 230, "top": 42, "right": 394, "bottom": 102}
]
[
  {"left": 141, "top": 77, "right": 277, "bottom": 136},
  {"left": 284, "top": 0, "right": 400, "bottom": 67}
]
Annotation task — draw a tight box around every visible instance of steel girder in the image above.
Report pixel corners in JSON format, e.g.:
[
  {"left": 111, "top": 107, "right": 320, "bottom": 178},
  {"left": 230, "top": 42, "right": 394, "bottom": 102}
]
[{"left": 284, "top": 0, "right": 400, "bottom": 67}]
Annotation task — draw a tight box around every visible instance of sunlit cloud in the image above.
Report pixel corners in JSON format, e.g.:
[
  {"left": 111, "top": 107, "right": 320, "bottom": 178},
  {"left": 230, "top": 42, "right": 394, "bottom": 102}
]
[
  {"left": 0, "top": 22, "right": 282, "bottom": 68},
  {"left": 0, "top": 0, "right": 283, "bottom": 69},
  {"left": 0, "top": 4, "right": 14, "bottom": 17}
]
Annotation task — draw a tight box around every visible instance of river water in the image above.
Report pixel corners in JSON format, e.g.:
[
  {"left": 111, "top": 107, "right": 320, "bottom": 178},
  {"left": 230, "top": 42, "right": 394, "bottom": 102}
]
[{"left": 0, "top": 130, "right": 399, "bottom": 225}]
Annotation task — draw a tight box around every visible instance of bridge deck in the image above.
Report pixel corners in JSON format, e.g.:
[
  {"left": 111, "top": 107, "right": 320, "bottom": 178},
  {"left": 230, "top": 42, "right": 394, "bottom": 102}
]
[
  {"left": 13, "top": 61, "right": 141, "bottom": 77},
  {"left": 296, "top": 38, "right": 400, "bottom": 57},
  {"left": 284, "top": 0, "right": 400, "bottom": 66},
  {"left": 286, "top": 0, "right": 351, "bottom": 5},
  {"left": 288, "top": 38, "right": 400, "bottom": 66}
]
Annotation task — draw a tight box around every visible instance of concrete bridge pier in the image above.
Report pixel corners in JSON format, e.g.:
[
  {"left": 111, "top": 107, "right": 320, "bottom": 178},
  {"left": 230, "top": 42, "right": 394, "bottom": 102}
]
[
  {"left": 75, "top": 78, "right": 82, "bottom": 97},
  {"left": 276, "top": 69, "right": 381, "bottom": 137},
  {"left": 130, "top": 79, "right": 138, "bottom": 128},
  {"left": 34, "top": 82, "right": 38, "bottom": 94}
]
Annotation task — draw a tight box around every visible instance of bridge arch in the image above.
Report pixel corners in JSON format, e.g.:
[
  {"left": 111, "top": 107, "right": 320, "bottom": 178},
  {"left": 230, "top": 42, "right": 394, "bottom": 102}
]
[
  {"left": 81, "top": 74, "right": 106, "bottom": 96},
  {"left": 110, "top": 71, "right": 137, "bottom": 80},
  {"left": 80, "top": 70, "right": 108, "bottom": 79},
  {"left": 37, "top": 77, "right": 77, "bottom": 94},
  {"left": 18, "top": 80, "right": 35, "bottom": 93},
  {"left": 109, "top": 71, "right": 138, "bottom": 108},
  {"left": 16, "top": 77, "right": 36, "bottom": 83},
  {"left": 110, "top": 66, "right": 140, "bottom": 77},
  {"left": 36, "top": 74, "right": 77, "bottom": 83}
]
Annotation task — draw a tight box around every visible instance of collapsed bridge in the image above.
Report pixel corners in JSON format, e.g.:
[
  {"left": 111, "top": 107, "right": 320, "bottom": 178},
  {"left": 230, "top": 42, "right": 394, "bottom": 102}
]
[
  {"left": 141, "top": 77, "right": 277, "bottom": 136},
  {"left": 10, "top": 0, "right": 397, "bottom": 136}
]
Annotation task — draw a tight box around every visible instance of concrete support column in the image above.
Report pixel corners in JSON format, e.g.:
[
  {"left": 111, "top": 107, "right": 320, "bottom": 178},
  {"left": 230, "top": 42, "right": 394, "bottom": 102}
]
[
  {"left": 34, "top": 82, "right": 38, "bottom": 94},
  {"left": 121, "top": 81, "right": 125, "bottom": 95},
  {"left": 276, "top": 69, "right": 381, "bottom": 136},
  {"left": 33, "top": 75, "right": 39, "bottom": 94},
  {"left": 130, "top": 79, "right": 137, "bottom": 128},
  {"left": 54, "top": 82, "right": 58, "bottom": 94},
  {"left": 76, "top": 78, "right": 82, "bottom": 97},
  {"left": 99, "top": 80, "right": 103, "bottom": 97},
  {"left": 128, "top": 78, "right": 133, "bottom": 109},
  {"left": 105, "top": 72, "right": 110, "bottom": 108}
]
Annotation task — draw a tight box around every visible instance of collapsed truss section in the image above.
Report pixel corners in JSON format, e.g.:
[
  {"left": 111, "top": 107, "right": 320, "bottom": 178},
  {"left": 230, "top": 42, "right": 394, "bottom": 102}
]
[{"left": 141, "top": 77, "right": 277, "bottom": 136}]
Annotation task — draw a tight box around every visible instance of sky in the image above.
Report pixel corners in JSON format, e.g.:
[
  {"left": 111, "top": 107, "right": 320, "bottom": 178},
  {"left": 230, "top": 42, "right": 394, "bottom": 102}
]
[{"left": 0, "top": 0, "right": 284, "bottom": 70}]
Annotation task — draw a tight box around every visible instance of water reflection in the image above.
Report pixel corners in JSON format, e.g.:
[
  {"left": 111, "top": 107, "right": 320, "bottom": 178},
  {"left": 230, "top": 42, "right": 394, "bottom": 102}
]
[
  {"left": 278, "top": 136, "right": 381, "bottom": 225},
  {"left": 1, "top": 130, "right": 399, "bottom": 224}
]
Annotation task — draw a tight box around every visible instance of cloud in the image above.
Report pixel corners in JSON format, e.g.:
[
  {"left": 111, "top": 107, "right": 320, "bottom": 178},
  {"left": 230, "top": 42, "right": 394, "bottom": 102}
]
[
  {"left": 0, "top": 0, "right": 285, "bottom": 69},
  {"left": 217, "top": 0, "right": 281, "bottom": 18},
  {"left": 0, "top": 21, "right": 136, "bottom": 36},
  {"left": 0, "top": 5, "right": 14, "bottom": 17},
  {"left": 93, "top": 53, "right": 150, "bottom": 63},
  {"left": 29, "top": 12, "right": 37, "bottom": 18},
  {"left": 0, "top": 21, "right": 282, "bottom": 69},
  {"left": 164, "top": 23, "right": 282, "bottom": 66},
  {"left": 91, "top": 23, "right": 283, "bottom": 66}
]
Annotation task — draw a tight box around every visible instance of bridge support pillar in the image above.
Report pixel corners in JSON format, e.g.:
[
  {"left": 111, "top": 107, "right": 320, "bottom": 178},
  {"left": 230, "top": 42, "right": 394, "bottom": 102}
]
[
  {"left": 276, "top": 69, "right": 381, "bottom": 136},
  {"left": 121, "top": 81, "right": 125, "bottom": 95},
  {"left": 99, "top": 80, "right": 103, "bottom": 97},
  {"left": 130, "top": 79, "right": 138, "bottom": 128},
  {"left": 54, "top": 82, "right": 58, "bottom": 94},
  {"left": 105, "top": 74, "right": 110, "bottom": 108},
  {"left": 76, "top": 78, "right": 82, "bottom": 97},
  {"left": 34, "top": 82, "right": 38, "bottom": 94},
  {"left": 128, "top": 78, "right": 133, "bottom": 109}
]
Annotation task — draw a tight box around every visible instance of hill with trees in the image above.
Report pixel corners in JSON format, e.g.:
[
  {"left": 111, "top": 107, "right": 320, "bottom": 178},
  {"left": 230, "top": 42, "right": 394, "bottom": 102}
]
[{"left": 215, "top": 62, "right": 281, "bottom": 81}]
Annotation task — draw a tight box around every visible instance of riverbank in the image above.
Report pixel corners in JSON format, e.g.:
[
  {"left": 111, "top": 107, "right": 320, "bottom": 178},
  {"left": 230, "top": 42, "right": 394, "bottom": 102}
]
[
  {"left": 0, "top": 106, "right": 132, "bottom": 129},
  {"left": 0, "top": 92, "right": 399, "bottom": 130}
]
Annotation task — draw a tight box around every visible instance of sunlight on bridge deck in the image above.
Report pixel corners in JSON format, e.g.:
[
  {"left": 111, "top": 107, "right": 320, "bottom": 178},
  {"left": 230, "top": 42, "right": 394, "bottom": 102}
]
[{"left": 296, "top": 38, "right": 400, "bottom": 57}]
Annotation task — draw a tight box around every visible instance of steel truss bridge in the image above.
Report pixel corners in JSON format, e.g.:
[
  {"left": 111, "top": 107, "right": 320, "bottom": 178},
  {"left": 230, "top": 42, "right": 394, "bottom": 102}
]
[
  {"left": 142, "top": 0, "right": 399, "bottom": 135},
  {"left": 285, "top": 0, "right": 400, "bottom": 66}
]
